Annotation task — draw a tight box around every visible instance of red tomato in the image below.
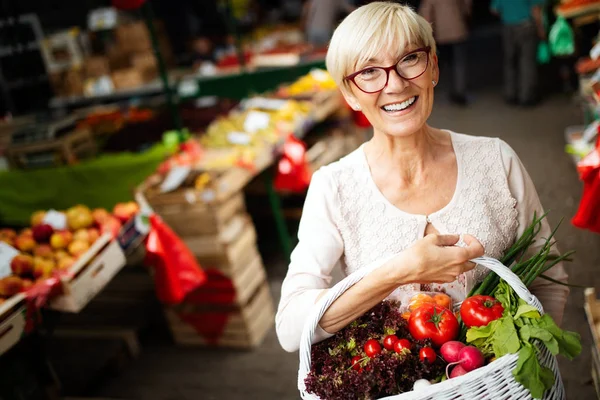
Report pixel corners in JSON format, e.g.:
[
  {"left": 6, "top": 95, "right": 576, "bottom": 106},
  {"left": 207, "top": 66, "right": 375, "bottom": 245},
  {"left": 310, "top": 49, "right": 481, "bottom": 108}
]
[
  {"left": 350, "top": 355, "right": 363, "bottom": 371},
  {"left": 460, "top": 295, "right": 504, "bottom": 328},
  {"left": 364, "top": 339, "right": 382, "bottom": 357},
  {"left": 393, "top": 338, "right": 412, "bottom": 353},
  {"left": 383, "top": 335, "right": 399, "bottom": 350},
  {"left": 408, "top": 304, "right": 459, "bottom": 347},
  {"left": 419, "top": 347, "right": 437, "bottom": 364}
]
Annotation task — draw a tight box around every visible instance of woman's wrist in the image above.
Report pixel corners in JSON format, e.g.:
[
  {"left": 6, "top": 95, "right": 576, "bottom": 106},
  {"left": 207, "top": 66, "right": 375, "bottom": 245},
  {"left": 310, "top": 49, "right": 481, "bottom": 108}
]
[{"left": 382, "top": 249, "right": 421, "bottom": 286}]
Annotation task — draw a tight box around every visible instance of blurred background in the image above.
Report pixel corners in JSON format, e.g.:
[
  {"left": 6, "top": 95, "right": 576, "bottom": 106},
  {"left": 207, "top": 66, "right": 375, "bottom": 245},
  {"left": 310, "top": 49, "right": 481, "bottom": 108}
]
[{"left": 0, "top": 0, "right": 599, "bottom": 399}]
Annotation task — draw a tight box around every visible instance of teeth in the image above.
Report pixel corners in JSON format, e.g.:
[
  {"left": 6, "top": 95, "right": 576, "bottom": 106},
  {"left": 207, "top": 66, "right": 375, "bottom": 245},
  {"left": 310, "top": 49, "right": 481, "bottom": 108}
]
[{"left": 382, "top": 97, "right": 416, "bottom": 112}]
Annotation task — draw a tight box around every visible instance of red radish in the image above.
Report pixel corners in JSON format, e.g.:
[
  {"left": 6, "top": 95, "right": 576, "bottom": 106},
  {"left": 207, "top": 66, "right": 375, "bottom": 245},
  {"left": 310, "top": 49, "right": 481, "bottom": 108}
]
[
  {"left": 439, "top": 341, "right": 466, "bottom": 363},
  {"left": 457, "top": 346, "right": 485, "bottom": 372},
  {"left": 449, "top": 364, "right": 468, "bottom": 378}
]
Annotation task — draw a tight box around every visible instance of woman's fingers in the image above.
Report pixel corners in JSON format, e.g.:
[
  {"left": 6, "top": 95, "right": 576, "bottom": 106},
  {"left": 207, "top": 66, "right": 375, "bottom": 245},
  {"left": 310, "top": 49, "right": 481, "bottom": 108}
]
[
  {"left": 430, "top": 234, "right": 460, "bottom": 247},
  {"left": 461, "top": 234, "right": 485, "bottom": 259}
]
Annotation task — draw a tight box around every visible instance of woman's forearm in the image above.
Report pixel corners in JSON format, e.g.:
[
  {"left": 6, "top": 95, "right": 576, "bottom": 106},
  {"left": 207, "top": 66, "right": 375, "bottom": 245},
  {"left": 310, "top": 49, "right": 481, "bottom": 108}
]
[{"left": 317, "top": 254, "right": 412, "bottom": 334}]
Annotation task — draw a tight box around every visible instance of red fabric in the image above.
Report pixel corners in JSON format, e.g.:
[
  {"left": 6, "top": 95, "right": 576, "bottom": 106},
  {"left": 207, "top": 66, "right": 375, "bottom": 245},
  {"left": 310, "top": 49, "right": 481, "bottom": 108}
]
[
  {"left": 572, "top": 146, "right": 600, "bottom": 233},
  {"left": 112, "top": 0, "right": 146, "bottom": 10},
  {"left": 178, "top": 312, "right": 230, "bottom": 345},
  {"left": 24, "top": 270, "right": 72, "bottom": 333},
  {"left": 274, "top": 135, "right": 312, "bottom": 193},
  {"left": 144, "top": 214, "right": 207, "bottom": 304}
]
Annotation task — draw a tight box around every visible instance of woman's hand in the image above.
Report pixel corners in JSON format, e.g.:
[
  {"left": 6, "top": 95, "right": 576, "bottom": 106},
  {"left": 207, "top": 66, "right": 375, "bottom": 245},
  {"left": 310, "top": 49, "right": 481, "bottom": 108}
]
[{"left": 398, "top": 234, "right": 484, "bottom": 284}]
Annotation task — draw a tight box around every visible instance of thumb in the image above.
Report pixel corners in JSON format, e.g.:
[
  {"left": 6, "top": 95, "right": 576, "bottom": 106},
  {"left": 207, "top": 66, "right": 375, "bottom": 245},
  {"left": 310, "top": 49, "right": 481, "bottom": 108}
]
[{"left": 431, "top": 234, "right": 460, "bottom": 247}]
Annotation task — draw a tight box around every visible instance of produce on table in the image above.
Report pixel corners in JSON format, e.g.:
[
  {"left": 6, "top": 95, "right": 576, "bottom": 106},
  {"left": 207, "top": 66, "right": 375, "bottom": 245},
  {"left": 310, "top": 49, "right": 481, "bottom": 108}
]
[
  {"left": 460, "top": 295, "right": 504, "bottom": 328},
  {"left": 408, "top": 304, "right": 459, "bottom": 347},
  {"left": 0, "top": 201, "right": 136, "bottom": 303},
  {"left": 304, "top": 300, "right": 446, "bottom": 400}
]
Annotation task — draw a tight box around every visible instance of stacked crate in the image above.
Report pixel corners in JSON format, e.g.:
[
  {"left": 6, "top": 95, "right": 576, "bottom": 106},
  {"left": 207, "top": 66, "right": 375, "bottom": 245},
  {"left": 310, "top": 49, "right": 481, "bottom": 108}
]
[{"left": 141, "top": 167, "right": 274, "bottom": 349}]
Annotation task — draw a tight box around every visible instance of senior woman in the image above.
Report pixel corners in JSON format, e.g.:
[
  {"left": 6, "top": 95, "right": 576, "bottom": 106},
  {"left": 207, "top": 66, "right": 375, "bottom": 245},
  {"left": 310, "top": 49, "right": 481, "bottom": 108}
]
[{"left": 276, "top": 2, "right": 569, "bottom": 353}]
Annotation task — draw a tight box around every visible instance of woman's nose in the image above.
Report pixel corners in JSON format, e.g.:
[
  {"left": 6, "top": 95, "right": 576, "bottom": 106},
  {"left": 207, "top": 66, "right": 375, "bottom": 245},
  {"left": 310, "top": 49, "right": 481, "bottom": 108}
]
[{"left": 384, "top": 68, "right": 409, "bottom": 93}]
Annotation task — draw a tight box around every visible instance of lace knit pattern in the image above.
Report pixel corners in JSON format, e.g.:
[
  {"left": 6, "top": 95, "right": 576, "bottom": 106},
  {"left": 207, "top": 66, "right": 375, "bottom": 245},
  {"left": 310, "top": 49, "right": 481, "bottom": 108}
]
[{"left": 325, "top": 133, "right": 519, "bottom": 299}]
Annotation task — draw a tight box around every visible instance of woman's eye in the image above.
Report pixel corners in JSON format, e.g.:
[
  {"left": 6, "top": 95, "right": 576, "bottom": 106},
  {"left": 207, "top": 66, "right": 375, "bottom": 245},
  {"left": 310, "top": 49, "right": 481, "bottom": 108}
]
[
  {"left": 360, "top": 68, "right": 377, "bottom": 77},
  {"left": 402, "top": 54, "right": 419, "bottom": 64}
]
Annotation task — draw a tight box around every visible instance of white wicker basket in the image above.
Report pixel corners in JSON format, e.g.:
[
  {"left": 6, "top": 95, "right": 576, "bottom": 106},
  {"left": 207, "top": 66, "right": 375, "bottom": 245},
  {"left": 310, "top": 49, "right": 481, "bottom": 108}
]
[{"left": 298, "top": 257, "right": 566, "bottom": 400}]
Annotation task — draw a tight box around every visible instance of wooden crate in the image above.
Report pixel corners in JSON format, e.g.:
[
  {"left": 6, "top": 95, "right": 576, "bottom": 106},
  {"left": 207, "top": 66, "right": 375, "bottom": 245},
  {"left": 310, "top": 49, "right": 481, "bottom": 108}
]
[
  {"left": 0, "top": 294, "right": 27, "bottom": 356},
  {"left": 151, "top": 192, "right": 246, "bottom": 237},
  {"left": 585, "top": 287, "right": 600, "bottom": 399},
  {"left": 164, "top": 281, "right": 274, "bottom": 348},
  {"left": 6, "top": 127, "right": 97, "bottom": 169},
  {"left": 185, "top": 253, "right": 266, "bottom": 307}
]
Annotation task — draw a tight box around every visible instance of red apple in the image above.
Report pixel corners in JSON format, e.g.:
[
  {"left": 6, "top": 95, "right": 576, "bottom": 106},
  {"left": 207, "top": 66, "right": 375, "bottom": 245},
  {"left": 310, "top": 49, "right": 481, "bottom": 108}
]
[
  {"left": 19, "top": 228, "right": 33, "bottom": 237},
  {"left": 14, "top": 235, "right": 36, "bottom": 253},
  {"left": 33, "top": 244, "right": 54, "bottom": 259},
  {"left": 22, "top": 279, "right": 34, "bottom": 290},
  {"left": 50, "top": 230, "right": 73, "bottom": 249},
  {"left": 0, "top": 276, "right": 24, "bottom": 296},
  {"left": 54, "top": 250, "right": 69, "bottom": 261},
  {"left": 87, "top": 228, "right": 100, "bottom": 244},
  {"left": 68, "top": 240, "right": 90, "bottom": 257},
  {"left": 0, "top": 228, "right": 17, "bottom": 242},
  {"left": 100, "top": 216, "right": 122, "bottom": 239},
  {"left": 113, "top": 201, "right": 139, "bottom": 223},
  {"left": 32, "top": 224, "right": 54, "bottom": 243},
  {"left": 92, "top": 208, "right": 111, "bottom": 226},
  {"left": 30, "top": 210, "right": 47, "bottom": 227},
  {"left": 10, "top": 254, "right": 34, "bottom": 276}
]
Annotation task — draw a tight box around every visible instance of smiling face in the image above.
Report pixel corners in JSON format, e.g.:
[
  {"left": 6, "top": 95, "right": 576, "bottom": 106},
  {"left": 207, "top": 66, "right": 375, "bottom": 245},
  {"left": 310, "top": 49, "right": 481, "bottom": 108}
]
[{"left": 343, "top": 46, "right": 439, "bottom": 138}]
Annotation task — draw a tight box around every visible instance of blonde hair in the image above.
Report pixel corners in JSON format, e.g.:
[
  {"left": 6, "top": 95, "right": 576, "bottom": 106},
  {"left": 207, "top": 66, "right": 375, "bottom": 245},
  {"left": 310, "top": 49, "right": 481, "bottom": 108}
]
[{"left": 326, "top": 2, "right": 436, "bottom": 94}]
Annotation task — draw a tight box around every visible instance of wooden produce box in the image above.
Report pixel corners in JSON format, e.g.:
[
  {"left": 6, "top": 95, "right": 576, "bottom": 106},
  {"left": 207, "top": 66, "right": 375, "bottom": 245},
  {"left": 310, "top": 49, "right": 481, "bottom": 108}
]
[
  {"left": 164, "top": 281, "right": 274, "bottom": 349},
  {"left": 0, "top": 294, "right": 27, "bottom": 356},
  {"left": 49, "top": 234, "right": 127, "bottom": 313},
  {"left": 584, "top": 287, "right": 600, "bottom": 399},
  {"left": 6, "top": 127, "right": 97, "bottom": 169}
]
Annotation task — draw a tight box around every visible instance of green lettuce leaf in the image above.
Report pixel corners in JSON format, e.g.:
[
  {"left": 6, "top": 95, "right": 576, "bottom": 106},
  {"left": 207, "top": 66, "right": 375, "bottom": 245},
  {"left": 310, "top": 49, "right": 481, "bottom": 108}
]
[{"left": 513, "top": 344, "right": 555, "bottom": 399}]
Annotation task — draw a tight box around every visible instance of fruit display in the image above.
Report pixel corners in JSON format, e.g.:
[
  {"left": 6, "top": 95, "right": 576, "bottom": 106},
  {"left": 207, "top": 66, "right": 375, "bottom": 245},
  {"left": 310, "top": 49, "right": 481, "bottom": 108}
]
[
  {"left": 0, "top": 201, "right": 138, "bottom": 303},
  {"left": 200, "top": 99, "right": 311, "bottom": 149},
  {"left": 276, "top": 69, "right": 337, "bottom": 97}
]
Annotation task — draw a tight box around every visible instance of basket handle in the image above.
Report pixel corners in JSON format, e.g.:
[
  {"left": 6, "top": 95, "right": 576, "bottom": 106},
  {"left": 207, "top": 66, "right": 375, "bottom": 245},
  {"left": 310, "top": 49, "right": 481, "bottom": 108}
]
[{"left": 297, "top": 255, "right": 544, "bottom": 395}]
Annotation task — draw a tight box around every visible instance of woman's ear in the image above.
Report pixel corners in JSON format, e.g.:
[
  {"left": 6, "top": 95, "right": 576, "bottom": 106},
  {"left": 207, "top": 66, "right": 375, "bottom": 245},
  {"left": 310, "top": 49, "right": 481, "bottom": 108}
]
[
  {"left": 431, "top": 53, "right": 440, "bottom": 83},
  {"left": 341, "top": 89, "right": 361, "bottom": 111}
]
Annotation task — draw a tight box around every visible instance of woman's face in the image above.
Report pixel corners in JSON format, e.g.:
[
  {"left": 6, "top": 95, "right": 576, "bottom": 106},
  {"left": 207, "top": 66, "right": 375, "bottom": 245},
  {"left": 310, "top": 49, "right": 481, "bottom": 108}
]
[{"left": 343, "top": 46, "right": 438, "bottom": 138}]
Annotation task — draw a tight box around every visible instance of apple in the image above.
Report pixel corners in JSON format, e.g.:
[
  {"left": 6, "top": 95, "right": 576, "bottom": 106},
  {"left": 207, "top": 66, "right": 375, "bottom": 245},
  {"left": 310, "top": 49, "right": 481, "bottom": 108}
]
[
  {"left": 0, "top": 238, "right": 14, "bottom": 247},
  {"left": 50, "top": 230, "right": 73, "bottom": 249},
  {"left": 10, "top": 254, "right": 34, "bottom": 276},
  {"left": 0, "top": 276, "right": 24, "bottom": 296},
  {"left": 33, "top": 257, "right": 55, "bottom": 279},
  {"left": 92, "top": 208, "right": 111, "bottom": 226},
  {"left": 57, "top": 256, "right": 76, "bottom": 271},
  {"left": 0, "top": 228, "right": 16, "bottom": 241},
  {"left": 66, "top": 205, "right": 93, "bottom": 230},
  {"left": 20, "top": 228, "right": 33, "bottom": 237},
  {"left": 30, "top": 210, "right": 47, "bottom": 227},
  {"left": 22, "top": 279, "right": 34, "bottom": 290},
  {"left": 32, "top": 224, "right": 54, "bottom": 243},
  {"left": 54, "top": 250, "right": 69, "bottom": 261},
  {"left": 68, "top": 240, "right": 90, "bottom": 257},
  {"left": 33, "top": 244, "right": 54, "bottom": 259},
  {"left": 14, "top": 235, "right": 36, "bottom": 253},
  {"left": 87, "top": 228, "right": 100, "bottom": 244},
  {"left": 113, "top": 201, "right": 139, "bottom": 223},
  {"left": 73, "top": 229, "right": 90, "bottom": 243},
  {"left": 100, "top": 216, "right": 122, "bottom": 239}
]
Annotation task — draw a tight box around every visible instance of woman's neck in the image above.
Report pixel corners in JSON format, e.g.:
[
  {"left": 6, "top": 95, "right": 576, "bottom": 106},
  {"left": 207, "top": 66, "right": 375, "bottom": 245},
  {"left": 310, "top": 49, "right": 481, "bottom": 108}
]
[{"left": 366, "top": 125, "right": 442, "bottom": 184}]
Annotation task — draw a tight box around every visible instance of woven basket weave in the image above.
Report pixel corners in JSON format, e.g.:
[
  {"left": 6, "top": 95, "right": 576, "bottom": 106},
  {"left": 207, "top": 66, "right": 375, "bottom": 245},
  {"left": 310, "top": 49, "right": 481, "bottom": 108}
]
[{"left": 298, "top": 256, "right": 566, "bottom": 400}]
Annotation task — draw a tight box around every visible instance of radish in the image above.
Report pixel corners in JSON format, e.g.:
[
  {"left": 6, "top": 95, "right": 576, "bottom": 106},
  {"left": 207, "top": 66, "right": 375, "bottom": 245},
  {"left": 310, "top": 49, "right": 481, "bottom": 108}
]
[
  {"left": 413, "top": 379, "right": 432, "bottom": 391},
  {"left": 457, "top": 346, "right": 485, "bottom": 372},
  {"left": 444, "top": 345, "right": 485, "bottom": 379},
  {"left": 449, "top": 364, "right": 468, "bottom": 378},
  {"left": 439, "top": 341, "right": 466, "bottom": 363}
]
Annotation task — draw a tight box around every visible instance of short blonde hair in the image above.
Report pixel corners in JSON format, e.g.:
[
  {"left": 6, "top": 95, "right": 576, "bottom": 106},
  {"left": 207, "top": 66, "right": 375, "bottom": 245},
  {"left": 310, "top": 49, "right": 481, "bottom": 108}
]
[{"left": 326, "top": 2, "right": 436, "bottom": 94}]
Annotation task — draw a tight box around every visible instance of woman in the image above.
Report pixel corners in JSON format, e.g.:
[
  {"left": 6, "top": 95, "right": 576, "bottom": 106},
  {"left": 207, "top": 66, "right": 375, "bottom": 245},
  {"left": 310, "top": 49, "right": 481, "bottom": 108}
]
[{"left": 276, "top": 2, "right": 568, "bottom": 353}]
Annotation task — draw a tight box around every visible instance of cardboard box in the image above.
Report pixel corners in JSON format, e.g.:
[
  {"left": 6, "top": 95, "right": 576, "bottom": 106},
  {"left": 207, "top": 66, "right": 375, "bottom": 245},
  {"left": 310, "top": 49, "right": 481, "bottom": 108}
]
[
  {"left": 50, "top": 69, "right": 84, "bottom": 97},
  {"left": 115, "top": 22, "right": 152, "bottom": 54},
  {"left": 111, "top": 68, "right": 144, "bottom": 90},
  {"left": 49, "top": 234, "right": 127, "bottom": 313},
  {"left": 0, "top": 294, "right": 26, "bottom": 356},
  {"left": 84, "top": 56, "right": 110, "bottom": 79},
  {"left": 131, "top": 51, "right": 157, "bottom": 82}
]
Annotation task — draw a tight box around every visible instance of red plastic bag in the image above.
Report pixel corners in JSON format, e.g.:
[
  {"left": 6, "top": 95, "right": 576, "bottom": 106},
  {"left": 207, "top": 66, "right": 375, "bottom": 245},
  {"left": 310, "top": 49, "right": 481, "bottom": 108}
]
[
  {"left": 274, "top": 135, "right": 312, "bottom": 193},
  {"left": 572, "top": 147, "right": 600, "bottom": 233},
  {"left": 144, "top": 214, "right": 206, "bottom": 304}
]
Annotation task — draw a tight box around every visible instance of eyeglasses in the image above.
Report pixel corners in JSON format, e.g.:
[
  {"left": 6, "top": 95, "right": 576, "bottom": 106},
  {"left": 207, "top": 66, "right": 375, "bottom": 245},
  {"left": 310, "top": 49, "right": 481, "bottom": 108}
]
[{"left": 344, "top": 46, "right": 431, "bottom": 94}]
